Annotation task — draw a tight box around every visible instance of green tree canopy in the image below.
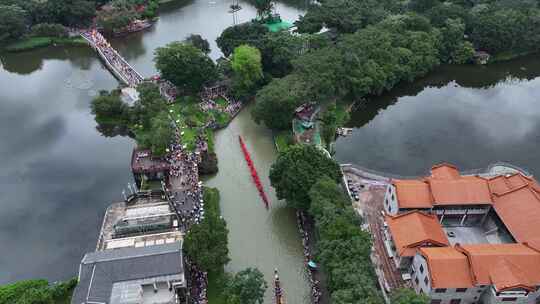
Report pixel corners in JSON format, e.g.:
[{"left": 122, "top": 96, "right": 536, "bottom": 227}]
[
  {"left": 0, "top": 5, "right": 27, "bottom": 42},
  {"left": 185, "top": 34, "right": 211, "bottom": 54},
  {"left": 216, "top": 23, "right": 269, "bottom": 57},
  {"left": 184, "top": 188, "right": 230, "bottom": 272},
  {"left": 231, "top": 45, "right": 263, "bottom": 98},
  {"left": 133, "top": 110, "right": 174, "bottom": 157},
  {"left": 252, "top": 0, "right": 274, "bottom": 19},
  {"left": 0, "top": 278, "right": 77, "bottom": 304},
  {"left": 91, "top": 90, "right": 131, "bottom": 127},
  {"left": 154, "top": 41, "right": 218, "bottom": 94},
  {"left": 390, "top": 288, "right": 430, "bottom": 304},
  {"left": 320, "top": 103, "right": 350, "bottom": 149},
  {"left": 295, "top": 0, "right": 390, "bottom": 34},
  {"left": 269, "top": 144, "right": 341, "bottom": 210},
  {"left": 223, "top": 268, "right": 268, "bottom": 304},
  {"left": 308, "top": 177, "right": 382, "bottom": 304},
  {"left": 252, "top": 74, "right": 308, "bottom": 130}
]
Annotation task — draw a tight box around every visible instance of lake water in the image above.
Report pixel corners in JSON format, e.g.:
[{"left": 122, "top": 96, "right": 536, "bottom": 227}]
[{"left": 335, "top": 55, "right": 540, "bottom": 177}]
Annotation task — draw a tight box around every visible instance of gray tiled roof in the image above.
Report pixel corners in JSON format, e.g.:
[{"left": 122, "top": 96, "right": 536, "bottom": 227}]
[{"left": 71, "top": 242, "right": 183, "bottom": 304}]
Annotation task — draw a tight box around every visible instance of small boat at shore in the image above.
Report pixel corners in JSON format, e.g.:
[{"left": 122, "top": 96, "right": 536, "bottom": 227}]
[{"left": 274, "top": 269, "right": 285, "bottom": 304}]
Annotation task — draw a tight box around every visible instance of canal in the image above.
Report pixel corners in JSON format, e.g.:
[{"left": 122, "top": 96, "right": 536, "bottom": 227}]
[
  {"left": 0, "top": 0, "right": 309, "bottom": 301},
  {"left": 335, "top": 54, "right": 540, "bottom": 176}
]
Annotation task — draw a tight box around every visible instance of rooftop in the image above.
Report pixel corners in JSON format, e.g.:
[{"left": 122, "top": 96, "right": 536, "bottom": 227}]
[
  {"left": 71, "top": 242, "right": 185, "bottom": 304},
  {"left": 385, "top": 211, "right": 449, "bottom": 257},
  {"left": 98, "top": 193, "right": 181, "bottom": 251}
]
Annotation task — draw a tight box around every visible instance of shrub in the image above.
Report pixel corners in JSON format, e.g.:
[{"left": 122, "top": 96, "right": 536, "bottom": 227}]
[{"left": 30, "top": 23, "right": 68, "bottom": 38}]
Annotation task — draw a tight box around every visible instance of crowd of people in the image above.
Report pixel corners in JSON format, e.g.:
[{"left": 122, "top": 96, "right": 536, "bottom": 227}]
[
  {"left": 82, "top": 30, "right": 144, "bottom": 87},
  {"left": 165, "top": 135, "right": 204, "bottom": 230},
  {"left": 199, "top": 93, "right": 242, "bottom": 126},
  {"left": 297, "top": 211, "right": 322, "bottom": 303},
  {"left": 186, "top": 258, "right": 208, "bottom": 304}
]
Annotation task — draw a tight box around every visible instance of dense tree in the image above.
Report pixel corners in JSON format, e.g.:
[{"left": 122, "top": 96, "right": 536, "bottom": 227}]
[
  {"left": 439, "top": 18, "right": 474, "bottom": 63},
  {"left": 291, "top": 46, "right": 347, "bottom": 102},
  {"left": 0, "top": 278, "right": 76, "bottom": 304},
  {"left": 185, "top": 34, "right": 211, "bottom": 54},
  {"left": 252, "top": 74, "right": 308, "bottom": 130},
  {"left": 135, "top": 111, "right": 174, "bottom": 156},
  {"left": 391, "top": 288, "right": 430, "bottom": 304},
  {"left": 252, "top": 0, "right": 274, "bottom": 19},
  {"left": 223, "top": 268, "right": 267, "bottom": 304},
  {"left": 469, "top": 7, "right": 540, "bottom": 54},
  {"left": 91, "top": 90, "right": 131, "bottom": 127},
  {"left": 231, "top": 45, "right": 263, "bottom": 98},
  {"left": 269, "top": 144, "right": 341, "bottom": 210},
  {"left": 184, "top": 188, "right": 230, "bottom": 272},
  {"left": 216, "top": 23, "right": 269, "bottom": 57},
  {"left": 30, "top": 23, "right": 68, "bottom": 38},
  {"left": 295, "top": 0, "right": 390, "bottom": 34},
  {"left": 132, "top": 82, "right": 168, "bottom": 128},
  {"left": 308, "top": 177, "right": 383, "bottom": 304},
  {"left": 259, "top": 32, "right": 330, "bottom": 77},
  {"left": 320, "top": 103, "right": 349, "bottom": 149},
  {"left": 154, "top": 42, "right": 218, "bottom": 94},
  {"left": 0, "top": 5, "right": 27, "bottom": 42}
]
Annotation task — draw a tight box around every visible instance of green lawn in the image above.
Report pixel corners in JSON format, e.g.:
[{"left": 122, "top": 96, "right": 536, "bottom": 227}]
[{"left": 274, "top": 131, "right": 293, "bottom": 152}]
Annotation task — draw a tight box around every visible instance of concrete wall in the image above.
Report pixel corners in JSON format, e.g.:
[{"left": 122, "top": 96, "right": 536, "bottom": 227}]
[
  {"left": 384, "top": 184, "right": 398, "bottom": 215},
  {"left": 411, "top": 254, "right": 484, "bottom": 304},
  {"left": 481, "top": 287, "right": 540, "bottom": 304},
  {"left": 411, "top": 254, "right": 432, "bottom": 294}
]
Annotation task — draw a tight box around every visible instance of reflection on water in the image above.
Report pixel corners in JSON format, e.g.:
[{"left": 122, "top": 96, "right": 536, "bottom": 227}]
[
  {"left": 0, "top": 51, "right": 133, "bottom": 284},
  {"left": 336, "top": 54, "right": 540, "bottom": 176},
  {"left": 205, "top": 105, "right": 310, "bottom": 304}
]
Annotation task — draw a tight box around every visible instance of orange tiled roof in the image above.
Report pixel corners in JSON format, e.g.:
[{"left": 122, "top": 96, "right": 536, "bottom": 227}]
[
  {"left": 393, "top": 163, "right": 492, "bottom": 208},
  {"left": 456, "top": 244, "right": 540, "bottom": 291},
  {"left": 385, "top": 211, "right": 449, "bottom": 257},
  {"left": 430, "top": 163, "right": 460, "bottom": 179},
  {"left": 393, "top": 179, "right": 433, "bottom": 209},
  {"left": 491, "top": 184, "right": 540, "bottom": 243},
  {"left": 419, "top": 247, "right": 474, "bottom": 288},
  {"left": 428, "top": 176, "right": 492, "bottom": 206}
]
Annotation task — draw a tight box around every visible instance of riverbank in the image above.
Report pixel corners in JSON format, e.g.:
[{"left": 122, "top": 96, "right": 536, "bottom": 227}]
[{"left": 3, "top": 37, "right": 88, "bottom": 52}]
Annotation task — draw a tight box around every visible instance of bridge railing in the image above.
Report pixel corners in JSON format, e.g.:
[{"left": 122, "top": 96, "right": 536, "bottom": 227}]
[{"left": 81, "top": 31, "right": 144, "bottom": 87}]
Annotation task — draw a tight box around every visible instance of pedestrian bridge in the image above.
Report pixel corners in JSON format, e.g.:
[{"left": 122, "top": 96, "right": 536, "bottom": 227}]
[{"left": 81, "top": 30, "right": 144, "bottom": 87}]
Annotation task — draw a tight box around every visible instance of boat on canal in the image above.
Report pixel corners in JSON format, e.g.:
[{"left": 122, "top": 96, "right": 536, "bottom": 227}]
[
  {"left": 274, "top": 268, "right": 285, "bottom": 304},
  {"left": 238, "top": 135, "right": 270, "bottom": 209}
]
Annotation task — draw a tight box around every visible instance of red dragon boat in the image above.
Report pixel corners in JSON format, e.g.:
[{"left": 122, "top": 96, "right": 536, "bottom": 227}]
[{"left": 238, "top": 135, "right": 270, "bottom": 209}]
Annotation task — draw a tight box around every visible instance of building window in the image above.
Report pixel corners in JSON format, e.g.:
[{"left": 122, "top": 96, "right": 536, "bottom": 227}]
[
  {"left": 435, "top": 288, "right": 447, "bottom": 293},
  {"left": 450, "top": 299, "right": 461, "bottom": 304},
  {"left": 501, "top": 298, "right": 517, "bottom": 302},
  {"left": 415, "top": 277, "right": 419, "bottom": 285},
  {"left": 419, "top": 265, "right": 424, "bottom": 273},
  {"left": 456, "top": 288, "right": 467, "bottom": 293},
  {"left": 430, "top": 300, "right": 442, "bottom": 304},
  {"left": 424, "top": 277, "right": 429, "bottom": 286},
  {"left": 391, "top": 194, "right": 395, "bottom": 200},
  {"left": 385, "top": 199, "right": 388, "bottom": 206}
]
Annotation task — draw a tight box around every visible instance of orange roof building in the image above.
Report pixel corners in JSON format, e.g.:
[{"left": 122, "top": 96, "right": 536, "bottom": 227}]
[
  {"left": 418, "top": 247, "right": 474, "bottom": 289},
  {"left": 382, "top": 163, "right": 540, "bottom": 303},
  {"left": 386, "top": 211, "right": 449, "bottom": 258}
]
